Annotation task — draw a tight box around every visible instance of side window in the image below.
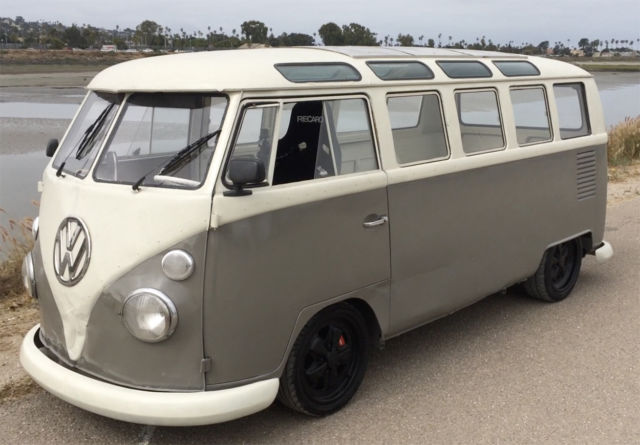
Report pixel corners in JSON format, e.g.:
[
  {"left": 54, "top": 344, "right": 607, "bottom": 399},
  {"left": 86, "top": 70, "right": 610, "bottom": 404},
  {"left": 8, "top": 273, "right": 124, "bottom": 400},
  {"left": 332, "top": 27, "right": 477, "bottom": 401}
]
[
  {"left": 388, "top": 95, "right": 422, "bottom": 129},
  {"left": 510, "top": 87, "right": 552, "bottom": 146},
  {"left": 455, "top": 90, "right": 505, "bottom": 154},
  {"left": 273, "top": 98, "right": 377, "bottom": 185},
  {"left": 387, "top": 93, "right": 449, "bottom": 165},
  {"left": 329, "top": 99, "right": 378, "bottom": 174},
  {"left": 554, "top": 83, "right": 590, "bottom": 139},
  {"left": 227, "top": 104, "right": 278, "bottom": 184}
]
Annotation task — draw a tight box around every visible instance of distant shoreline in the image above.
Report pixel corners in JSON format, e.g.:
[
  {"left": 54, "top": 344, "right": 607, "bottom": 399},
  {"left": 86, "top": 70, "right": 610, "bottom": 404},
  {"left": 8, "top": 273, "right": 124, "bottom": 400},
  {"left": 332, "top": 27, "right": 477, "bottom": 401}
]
[{"left": 2, "top": 49, "right": 640, "bottom": 75}]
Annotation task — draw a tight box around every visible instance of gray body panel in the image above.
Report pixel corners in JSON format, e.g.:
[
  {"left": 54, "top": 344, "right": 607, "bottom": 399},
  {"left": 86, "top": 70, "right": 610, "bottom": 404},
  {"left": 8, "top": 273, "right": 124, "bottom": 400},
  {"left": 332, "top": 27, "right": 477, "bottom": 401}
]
[
  {"left": 80, "top": 233, "right": 207, "bottom": 390},
  {"left": 387, "top": 145, "right": 607, "bottom": 335},
  {"left": 204, "top": 187, "right": 390, "bottom": 386},
  {"left": 36, "top": 234, "right": 208, "bottom": 391},
  {"left": 33, "top": 240, "right": 69, "bottom": 361}
]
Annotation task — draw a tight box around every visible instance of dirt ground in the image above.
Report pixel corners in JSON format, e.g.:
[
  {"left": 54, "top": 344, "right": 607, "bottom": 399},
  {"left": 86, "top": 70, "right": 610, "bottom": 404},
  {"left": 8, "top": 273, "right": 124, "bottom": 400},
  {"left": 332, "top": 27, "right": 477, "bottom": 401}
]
[
  {"left": 0, "top": 296, "right": 38, "bottom": 401},
  {"left": 608, "top": 162, "right": 640, "bottom": 204},
  {"left": 0, "top": 67, "right": 639, "bottom": 406},
  {"left": 1, "top": 172, "right": 639, "bottom": 404},
  {"left": 0, "top": 49, "right": 144, "bottom": 75}
]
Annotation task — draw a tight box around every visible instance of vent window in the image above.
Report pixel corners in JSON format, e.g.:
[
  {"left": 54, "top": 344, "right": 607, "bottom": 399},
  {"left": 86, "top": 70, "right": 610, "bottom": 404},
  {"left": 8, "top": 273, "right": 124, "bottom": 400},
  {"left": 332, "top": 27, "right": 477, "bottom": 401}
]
[
  {"left": 493, "top": 61, "right": 540, "bottom": 76},
  {"left": 275, "top": 63, "right": 361, "bottom": 83},
  {"left": 367, "top": 61, "right": 434, "bottom": 80},
  {"left": 437, "top": 61, "right": 492, "bottom": 78}
]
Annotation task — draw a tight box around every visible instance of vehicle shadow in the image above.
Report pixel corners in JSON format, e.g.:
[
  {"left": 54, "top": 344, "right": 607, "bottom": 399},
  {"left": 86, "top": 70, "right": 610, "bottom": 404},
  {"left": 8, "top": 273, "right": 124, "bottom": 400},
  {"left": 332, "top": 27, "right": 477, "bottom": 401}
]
[
  {"left": 9, "top": 267, "right": 606, "bottom": 444},
  {"left": 145, "top": 268, "right": 604, "bottom": 443}
]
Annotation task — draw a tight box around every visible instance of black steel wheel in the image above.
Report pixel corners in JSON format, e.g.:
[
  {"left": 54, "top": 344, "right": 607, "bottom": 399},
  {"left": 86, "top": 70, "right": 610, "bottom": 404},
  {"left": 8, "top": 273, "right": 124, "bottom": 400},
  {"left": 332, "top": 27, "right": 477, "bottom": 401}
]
[
  {"left": 524, "top": 238, "right": 583, "bottom": 302},
  {"left": 278, "top": 303, "right": 369, "bottom": 416}
]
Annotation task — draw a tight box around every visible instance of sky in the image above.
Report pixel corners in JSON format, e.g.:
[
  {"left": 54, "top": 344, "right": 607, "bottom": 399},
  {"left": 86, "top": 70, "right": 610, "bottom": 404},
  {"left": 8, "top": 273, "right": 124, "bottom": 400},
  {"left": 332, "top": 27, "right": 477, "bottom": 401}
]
[{"left": 3, "top": 0, "right": 639, "bottom": 46}]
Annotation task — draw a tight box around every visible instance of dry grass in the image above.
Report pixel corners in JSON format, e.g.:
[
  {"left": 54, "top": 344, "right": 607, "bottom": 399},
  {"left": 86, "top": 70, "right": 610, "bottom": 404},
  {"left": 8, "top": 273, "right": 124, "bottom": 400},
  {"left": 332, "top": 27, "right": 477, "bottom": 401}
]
[
  {"left": 607, "top": 116, "right": 640, "bottom": 166},
  {"left": 0, "top": 207, "right": 34, "bottom": 306},
  {"left": 0, "top": 120, "right": 638, "bottom": 303},
  {"left": 608, "top": 160, "right": 640, "bottom": 183}
]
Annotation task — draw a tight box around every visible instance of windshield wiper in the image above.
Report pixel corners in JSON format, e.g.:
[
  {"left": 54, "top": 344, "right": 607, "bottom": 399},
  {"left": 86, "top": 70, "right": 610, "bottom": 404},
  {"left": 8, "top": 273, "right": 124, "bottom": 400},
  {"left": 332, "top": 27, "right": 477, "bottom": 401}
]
[
  {"left": 132, "top": 129, "right": 221, "bottom": 191},
  {"left": 55, "top": 103, "right": 116, "bottom": 178},
  {"left": 74, "top": 103, "right": 115, "bottom": 160}
]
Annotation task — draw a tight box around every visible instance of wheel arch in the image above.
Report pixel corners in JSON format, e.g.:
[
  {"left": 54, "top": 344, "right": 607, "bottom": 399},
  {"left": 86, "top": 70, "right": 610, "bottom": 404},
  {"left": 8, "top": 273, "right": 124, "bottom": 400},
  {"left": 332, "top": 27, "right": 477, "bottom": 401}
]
[
  {"left": 579, "top": 231, "right": 593, "bottom": 256},
  {"left": 343, "top": 298, "right": 383, "bottom": 349},
  {"left": 543, "top": 230, "right": 592, "bottom": 257},
  {"left": 275, "top": 282, "right": 388, "bottom": 380}
]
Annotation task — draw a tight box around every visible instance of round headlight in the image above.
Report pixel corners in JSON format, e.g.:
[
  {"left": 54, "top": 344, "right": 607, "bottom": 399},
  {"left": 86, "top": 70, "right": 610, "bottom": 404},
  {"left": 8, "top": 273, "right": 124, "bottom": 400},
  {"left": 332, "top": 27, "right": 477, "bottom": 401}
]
[
  {"left": 21, "top": 252, "right": 37, "bottom": 299},
  {"left": 122, "top": 289, "right": 178, "bottom": 343},
  {"left": 161, "top": 250, "right": 194, "bottom": 281}
]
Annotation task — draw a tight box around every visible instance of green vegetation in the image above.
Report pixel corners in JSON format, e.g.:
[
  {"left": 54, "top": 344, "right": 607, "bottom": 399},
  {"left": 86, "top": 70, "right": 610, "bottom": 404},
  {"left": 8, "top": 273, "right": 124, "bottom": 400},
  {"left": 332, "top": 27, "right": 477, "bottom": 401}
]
[
  {"left": 574, "top": 64, "right": 640, "bottom": 72},
  {"left": 1, "top": 15, "right": 638, "bottom": 55},
  {"left": 0, "top": 63, "right": 112, "bottom": 74},
  {"left": 608, "top": 116, "right": 640, "bottom": 165}
]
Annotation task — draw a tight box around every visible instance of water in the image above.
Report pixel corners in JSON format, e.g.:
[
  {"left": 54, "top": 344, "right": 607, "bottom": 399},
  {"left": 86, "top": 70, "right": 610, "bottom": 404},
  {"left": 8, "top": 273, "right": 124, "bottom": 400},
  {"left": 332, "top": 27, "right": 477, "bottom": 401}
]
[
  {"left": 0, "top": 102, "right": 78, "bottom": 119},
  {"left": 592, "top": 72, "right": 640, "bottom": 126},
  {"left": 1, "top": 72, "right": 638, "bottom": 228},
  {"left": 0, "top": 151, "right": 44, "bottom": 219}
]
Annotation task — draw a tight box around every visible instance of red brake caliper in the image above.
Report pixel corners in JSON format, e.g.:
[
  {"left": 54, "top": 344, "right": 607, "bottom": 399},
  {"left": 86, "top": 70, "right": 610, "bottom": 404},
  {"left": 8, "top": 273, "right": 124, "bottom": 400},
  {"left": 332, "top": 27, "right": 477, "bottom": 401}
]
[{"left": 338, "top": 335, "right": 346, "bottom": 347}]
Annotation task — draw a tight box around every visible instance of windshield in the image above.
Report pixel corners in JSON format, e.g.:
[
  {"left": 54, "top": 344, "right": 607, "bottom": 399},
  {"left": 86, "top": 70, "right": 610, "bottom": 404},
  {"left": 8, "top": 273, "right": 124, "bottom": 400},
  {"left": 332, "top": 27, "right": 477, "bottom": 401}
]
[
  {"left": 94, "top": 93, "right": 227, "bottom": 189},
  {"left": 52, "top": 91, "right": 122, "bottom": 178}
]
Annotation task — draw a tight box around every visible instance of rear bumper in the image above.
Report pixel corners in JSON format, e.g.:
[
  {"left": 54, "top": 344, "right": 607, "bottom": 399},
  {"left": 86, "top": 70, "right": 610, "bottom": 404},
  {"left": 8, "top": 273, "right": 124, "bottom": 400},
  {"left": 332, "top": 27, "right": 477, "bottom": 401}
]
[
  {"left": 20, "top": 325, "right": 279, "bottom": 426},
  {"left": 593, "top": 240, "right": 614, "bottom": 263}
]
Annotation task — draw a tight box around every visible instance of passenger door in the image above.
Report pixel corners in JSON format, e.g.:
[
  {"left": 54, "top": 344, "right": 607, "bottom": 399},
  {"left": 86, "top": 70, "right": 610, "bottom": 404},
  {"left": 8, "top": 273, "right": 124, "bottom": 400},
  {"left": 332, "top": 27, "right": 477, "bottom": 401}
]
[{"left": 204, "top": 97, "right": 390, "bottom": 385}]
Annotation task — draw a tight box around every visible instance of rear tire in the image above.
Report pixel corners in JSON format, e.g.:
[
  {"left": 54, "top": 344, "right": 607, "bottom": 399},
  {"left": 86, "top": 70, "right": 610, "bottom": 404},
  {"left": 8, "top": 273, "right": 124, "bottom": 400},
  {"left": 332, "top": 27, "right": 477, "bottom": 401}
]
[
  {"left": 524, "top": 238, "right": 582, "bottom": 302},
  {"left": 278, "top": 303, "right": 369, "bottom": 416}
]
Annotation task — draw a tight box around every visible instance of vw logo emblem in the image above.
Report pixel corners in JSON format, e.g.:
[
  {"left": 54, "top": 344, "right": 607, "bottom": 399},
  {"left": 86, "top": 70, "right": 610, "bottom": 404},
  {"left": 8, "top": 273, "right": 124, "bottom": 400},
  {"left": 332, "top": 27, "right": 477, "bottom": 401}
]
[{"left": 53, "top": 217, "right": 91, "bottom": 286}]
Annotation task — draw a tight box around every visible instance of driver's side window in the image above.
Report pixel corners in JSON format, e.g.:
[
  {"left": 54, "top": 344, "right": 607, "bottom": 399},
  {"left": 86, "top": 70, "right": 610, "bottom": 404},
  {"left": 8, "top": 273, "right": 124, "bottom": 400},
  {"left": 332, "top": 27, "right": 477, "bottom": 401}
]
[
  {"left": 226, "top": 104, "right": 277, "bottom": 186},
  {"left": 227, "top": 98, "right": 378, "bottom": 188}
]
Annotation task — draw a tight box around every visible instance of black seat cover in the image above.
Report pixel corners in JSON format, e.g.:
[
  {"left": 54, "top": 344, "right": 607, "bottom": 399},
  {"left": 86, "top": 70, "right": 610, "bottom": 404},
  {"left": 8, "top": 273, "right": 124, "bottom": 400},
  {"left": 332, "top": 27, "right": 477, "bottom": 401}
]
[{"left": 274, "top": 101, "right": 323, "bottom": 185}]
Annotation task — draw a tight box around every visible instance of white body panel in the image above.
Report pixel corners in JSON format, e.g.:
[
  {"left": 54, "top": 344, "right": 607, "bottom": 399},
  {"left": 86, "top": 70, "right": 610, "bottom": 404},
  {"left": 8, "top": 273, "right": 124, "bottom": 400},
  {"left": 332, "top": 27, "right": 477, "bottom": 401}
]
[
  {"left": 20, "top": 326, "right": 278, "bottom": 426},
  {"left": 38, "top": 168, "right": 212, "bottom": 359},
  {"left": 21, "top": 47, "right": 612, "bottom": 426}
]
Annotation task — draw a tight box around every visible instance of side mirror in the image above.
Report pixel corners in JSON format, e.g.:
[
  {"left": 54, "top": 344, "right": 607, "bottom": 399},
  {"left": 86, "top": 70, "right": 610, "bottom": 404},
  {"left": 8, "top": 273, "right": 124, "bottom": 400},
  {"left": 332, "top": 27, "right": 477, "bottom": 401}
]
[
  {"left": 223, "top": 157, "right": 266, "bottom": 197},
  {"left": 46, "top": 139, "right": 59, "bottom": 157}
]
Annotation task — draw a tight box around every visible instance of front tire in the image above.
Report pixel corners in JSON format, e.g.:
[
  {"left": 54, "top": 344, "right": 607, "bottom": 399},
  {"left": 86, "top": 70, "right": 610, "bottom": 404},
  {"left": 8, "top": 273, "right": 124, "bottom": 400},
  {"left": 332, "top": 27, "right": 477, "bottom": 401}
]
[
  {"left": 278, "top": 303, "right": 369, "bottom": 416},
  {"left": 524, "top": 238, "right": 582, "bottom": 302}
]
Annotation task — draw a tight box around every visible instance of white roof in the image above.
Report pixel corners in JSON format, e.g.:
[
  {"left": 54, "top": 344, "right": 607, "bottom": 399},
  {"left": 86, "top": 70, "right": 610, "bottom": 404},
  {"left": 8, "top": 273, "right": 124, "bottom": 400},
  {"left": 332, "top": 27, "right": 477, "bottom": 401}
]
[{"left": 88, "top": 46, "right": 591, "bottom": 93}]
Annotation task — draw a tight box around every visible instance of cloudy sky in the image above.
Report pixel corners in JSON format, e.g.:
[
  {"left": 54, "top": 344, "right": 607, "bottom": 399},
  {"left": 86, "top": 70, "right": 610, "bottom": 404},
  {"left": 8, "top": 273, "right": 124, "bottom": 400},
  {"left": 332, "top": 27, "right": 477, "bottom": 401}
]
[{"left": 4, "top": 0, "right": 639, "bottom": 45}]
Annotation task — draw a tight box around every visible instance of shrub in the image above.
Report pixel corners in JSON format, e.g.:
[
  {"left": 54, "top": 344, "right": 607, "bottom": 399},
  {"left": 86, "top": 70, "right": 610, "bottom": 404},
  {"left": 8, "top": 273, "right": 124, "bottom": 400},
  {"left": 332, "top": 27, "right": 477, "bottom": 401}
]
[
  {"left": 608, "top": 116, "right": 640, "bottom": 165},
  {"left": 0, "top": 208, "right": 34, "bottom": 303}
]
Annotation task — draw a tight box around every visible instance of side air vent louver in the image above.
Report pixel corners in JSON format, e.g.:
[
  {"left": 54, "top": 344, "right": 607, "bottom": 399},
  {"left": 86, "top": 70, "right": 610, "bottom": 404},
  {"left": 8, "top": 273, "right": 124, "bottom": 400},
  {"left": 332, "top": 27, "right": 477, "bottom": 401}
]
[{"left": 576, "top": 149, "right": 597, "bottom": 200}]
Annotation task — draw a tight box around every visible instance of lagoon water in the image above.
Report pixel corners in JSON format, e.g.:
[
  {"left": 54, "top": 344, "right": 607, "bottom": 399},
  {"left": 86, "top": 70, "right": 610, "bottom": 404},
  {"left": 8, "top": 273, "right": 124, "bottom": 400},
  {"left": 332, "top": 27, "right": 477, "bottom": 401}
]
[{"left": 1, "top": 71, "right": 639, "bottom": 233}]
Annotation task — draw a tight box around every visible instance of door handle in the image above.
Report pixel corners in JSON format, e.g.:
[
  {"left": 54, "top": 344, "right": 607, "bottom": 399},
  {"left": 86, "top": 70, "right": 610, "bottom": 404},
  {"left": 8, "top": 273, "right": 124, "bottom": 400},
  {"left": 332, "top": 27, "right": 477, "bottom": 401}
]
[{"left": 363, "top": 215, "right": 388, "bottom": 228}]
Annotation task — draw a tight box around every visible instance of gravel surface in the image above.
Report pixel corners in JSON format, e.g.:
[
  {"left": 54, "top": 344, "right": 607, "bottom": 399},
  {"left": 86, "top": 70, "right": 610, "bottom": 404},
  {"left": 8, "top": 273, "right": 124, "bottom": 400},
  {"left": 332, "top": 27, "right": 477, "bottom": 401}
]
[{"left": 0, "top": 197, "right": 637, "bottom": 444}]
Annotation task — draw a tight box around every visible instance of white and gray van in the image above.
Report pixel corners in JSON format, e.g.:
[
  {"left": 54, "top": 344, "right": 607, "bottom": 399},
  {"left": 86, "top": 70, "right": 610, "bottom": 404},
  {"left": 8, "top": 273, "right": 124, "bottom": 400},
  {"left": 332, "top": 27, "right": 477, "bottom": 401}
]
[{"left": 20, "top": 47, "right": 613, "bottom": 425}]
